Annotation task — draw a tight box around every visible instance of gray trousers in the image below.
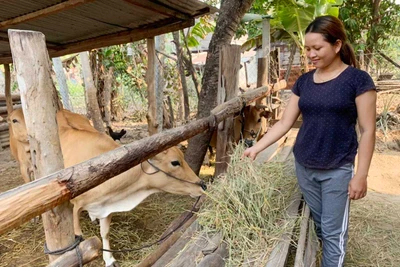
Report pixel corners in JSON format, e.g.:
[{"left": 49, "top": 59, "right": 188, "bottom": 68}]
[{"left": 295, "top": 161, "right": 353, "bottom": 267}]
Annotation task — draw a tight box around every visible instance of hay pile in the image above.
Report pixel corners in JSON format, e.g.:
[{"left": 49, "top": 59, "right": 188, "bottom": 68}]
[
  {"left": 198, "top": 145, "right": 298, "bottom": 266},
  {"left": 346, "top": 192, "right": 400, "bottom": 266}
]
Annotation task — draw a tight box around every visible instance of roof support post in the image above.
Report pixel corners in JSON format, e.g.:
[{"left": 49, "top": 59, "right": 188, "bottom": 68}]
[{"left": 8, "top": 29, "right": 75, "bottom": 263}]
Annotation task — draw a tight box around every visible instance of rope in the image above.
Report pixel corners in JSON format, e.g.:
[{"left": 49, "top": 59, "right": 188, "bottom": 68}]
[
  {"left": 44, "top": 235, "right": 84, "bottom": 267},
  {"left": 101, "top": 196, "right": 201, "bottom": 253},
  {"left": 144, "top": 159, "right": 205, "bottom": 187}
]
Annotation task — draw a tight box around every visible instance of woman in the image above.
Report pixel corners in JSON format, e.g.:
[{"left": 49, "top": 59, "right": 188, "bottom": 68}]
[{"left": 242, "top": 15, "right": 376, "bottom": 267}]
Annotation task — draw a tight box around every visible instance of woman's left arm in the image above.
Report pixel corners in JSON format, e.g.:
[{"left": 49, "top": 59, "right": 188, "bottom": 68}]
[{"left": 349, "top": 90, "right": 377, "bottom": 200}]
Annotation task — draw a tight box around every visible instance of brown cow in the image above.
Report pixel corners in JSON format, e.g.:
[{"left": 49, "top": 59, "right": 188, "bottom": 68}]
[
  {"left": 9, "top": 109, "right": 206, "bottom": 267},
  {"left": 210, "top": 105, "right": 271, "bottom": 151},
  {"left": 8, "top": 109, "right": 33, "bottom": 183}
]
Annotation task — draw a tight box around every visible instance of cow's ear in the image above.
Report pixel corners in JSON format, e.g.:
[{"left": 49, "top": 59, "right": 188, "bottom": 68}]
[{"left": 261, "top": 111, "right": 272, "bottom": 118}]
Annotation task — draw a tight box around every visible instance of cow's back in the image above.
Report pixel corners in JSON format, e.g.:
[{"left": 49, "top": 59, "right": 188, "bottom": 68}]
[{"left": 57, "top": 110, "right": 119, "bottom": 167}]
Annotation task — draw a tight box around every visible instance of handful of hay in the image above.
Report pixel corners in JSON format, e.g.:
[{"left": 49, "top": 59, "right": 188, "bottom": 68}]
[{"left": 198, "top": 145, "right": 298, "bottom": 266}]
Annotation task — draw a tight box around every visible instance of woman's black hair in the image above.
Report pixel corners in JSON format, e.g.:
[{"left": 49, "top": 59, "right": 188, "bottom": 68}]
[{"left": 306, "top": 15, "right": 357, "bottom": 67}]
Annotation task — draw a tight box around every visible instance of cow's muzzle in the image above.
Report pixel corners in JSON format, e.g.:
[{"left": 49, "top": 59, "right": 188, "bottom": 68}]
[{"left": 198, "top": 180, "right": 207, "bottom": 191}]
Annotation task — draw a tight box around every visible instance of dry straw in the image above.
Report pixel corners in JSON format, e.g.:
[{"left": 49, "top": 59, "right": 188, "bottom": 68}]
[{"left": 197, "top": 145, "right": 298, "bottom": 266}]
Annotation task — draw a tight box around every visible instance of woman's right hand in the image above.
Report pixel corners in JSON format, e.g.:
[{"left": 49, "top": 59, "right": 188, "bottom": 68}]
[{"left": 241, "top": 146, "right": 260, "bottom": 161}]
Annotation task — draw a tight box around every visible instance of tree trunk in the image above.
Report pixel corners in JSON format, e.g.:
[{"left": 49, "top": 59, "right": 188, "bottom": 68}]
[
  {"left": 8, "top": 29, "right": 75, "bottom": 263},
  {"left": 52, "top": 57, "right": 73, "bottom": 111},
  {"left": 185, "top": 0, "right": 255, "bottom": 174},
  {"left": 80, "top": 51, "right": 105, "bottom": 133},
  {"left": 173, "top": 31, "right": 190, "bottom": 121}
]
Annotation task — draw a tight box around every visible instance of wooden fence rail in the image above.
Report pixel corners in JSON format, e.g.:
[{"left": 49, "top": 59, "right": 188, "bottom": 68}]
[{"left": 0, "top": 85, "right": 270, "bottom": 236}]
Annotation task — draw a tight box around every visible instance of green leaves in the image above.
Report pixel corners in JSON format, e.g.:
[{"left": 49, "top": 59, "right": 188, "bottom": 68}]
[{"left": 186, "top": 17, "right": 215, "bottom": 48}]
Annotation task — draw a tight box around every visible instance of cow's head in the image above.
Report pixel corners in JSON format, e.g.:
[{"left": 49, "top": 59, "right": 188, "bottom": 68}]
[
  {"left": 8, "top": 108, "right": 29, "bottom": 144},
  {"left": 235, "top": 105, "right": 272, "bottom": 147},
  {"left": 144, "top": 147, "right": 206, "bottom": 197}
]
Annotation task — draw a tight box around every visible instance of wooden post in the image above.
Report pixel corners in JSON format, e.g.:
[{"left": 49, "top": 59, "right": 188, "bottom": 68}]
[
  {"left": 256, "top": 17, "right": 272, "bottom": 132},
  {"left": 4, "top": 64, "right": 12, "bottom": 116},
  {"left": 256, "top": 17, "right": 271, "bottom": 105},
  {"left": 215, "top": 45, "right": 241, "bottom": 178},
  {"left": 46, "top": 237, "right": 102, "bottom": 267},
  {"left": 52, "top": 57, "right": 73, "bottom": 111},
  {"left": 80, "top": 51, "right": 105, "bottom": 133},
  {"left": 155, "top": 35, "right": 165, "bottom": 132},
  {"left": 146, "top": 37, "right": 158, "bottom": 135},
  {"left": 103, "top": 67, "right": 113, "bottom": 127},
  {"left": 8, "top": 29, "right": 76, "bottom": 263}
]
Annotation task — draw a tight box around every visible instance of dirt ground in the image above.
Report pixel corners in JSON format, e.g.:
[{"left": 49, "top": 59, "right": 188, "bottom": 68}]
[{"left": 0, "top": 94, "right": 399, "bottom": 266}]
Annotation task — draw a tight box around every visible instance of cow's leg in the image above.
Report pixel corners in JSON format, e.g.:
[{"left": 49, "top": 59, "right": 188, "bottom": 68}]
[
  {"left": 19, "top": 163, "right": 31, "bottom": 184},
  {"left": 100, "top": 215, "right": 119, "bottom": 267},
  {"left": 72, "top": 204, "right": 83, "bottom": 236}
]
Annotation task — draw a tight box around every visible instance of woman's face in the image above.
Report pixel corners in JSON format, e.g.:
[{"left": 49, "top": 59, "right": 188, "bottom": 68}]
[{"left": 305, "top": 32, "right": 342, "bottom": 69}]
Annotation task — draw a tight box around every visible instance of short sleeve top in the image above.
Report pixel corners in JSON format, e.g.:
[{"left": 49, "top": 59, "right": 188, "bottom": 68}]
[{"left": 291, "top": 66, "right": 375, "bottom": 169}]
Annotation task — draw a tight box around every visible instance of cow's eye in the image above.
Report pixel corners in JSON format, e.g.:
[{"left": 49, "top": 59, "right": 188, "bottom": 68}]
[
  {"left": 12, "top": 119, "right": 18, "bottom": 123},
  {"left": 171, "top": 161, "right": 180, "bottom": 166},
  {"left": 257, "top": 118, "right": 261, "bottom": 122}
]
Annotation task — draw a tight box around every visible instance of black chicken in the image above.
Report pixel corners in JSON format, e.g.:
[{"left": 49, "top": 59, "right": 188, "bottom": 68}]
[{"left": 107, "top": 126, "right": 127, "bottom": 141}]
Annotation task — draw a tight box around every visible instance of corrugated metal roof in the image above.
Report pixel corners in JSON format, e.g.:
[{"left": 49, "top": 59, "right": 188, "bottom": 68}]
[{"left": 0, "top": 0, "right": 215, "bottom": 64}]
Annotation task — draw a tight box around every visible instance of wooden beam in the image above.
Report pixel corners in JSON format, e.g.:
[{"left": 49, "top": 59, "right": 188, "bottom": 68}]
[
  {"left": 4, "top": 64, "right": 13, "bottom": 116},
  {"left": 0, "top": 19, "right": 195, "bottom": 64},
  {"left": 50, "top": 19, "right": 195, "bottom": 57},
  {"left": 0, "top": 85, "right": 270, "bottom": 235},
  {"left": 0, "top": 0, "right": 95, "bottom": 29},
  {"left": 265, "top": 190, "right": 303, "bottom": 267},
  {"left": 124, "top": 0, "right": 192, "bottom": 20}
]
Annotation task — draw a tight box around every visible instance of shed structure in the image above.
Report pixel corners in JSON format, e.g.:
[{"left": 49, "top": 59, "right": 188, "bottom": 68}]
[{"left": 0, "top": 0, "right": 215, "bottom": 64}]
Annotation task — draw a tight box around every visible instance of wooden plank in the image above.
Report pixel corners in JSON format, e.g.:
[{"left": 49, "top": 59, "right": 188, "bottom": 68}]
[
  {"left": 197, "top": 242, "right": 228, "bottom": 267},
  {"left": 0, "top": 0, "right": 95, "bottom": 29},
  {"left": 275, "top": 129, "right": 298, "bottom": 163},
  {"left": 265, "top": 190, "right": 303, "bottom": 267},
  {"left": 152, "top": 221, "right": 200, "bottom": 267},
  {"left": 0, "top": 104, "right": 22, "bottom": 114},
  {"left": 166, "top": 230, "right": 209, "bottom": 267},
  {"left": 270, "top": 119, "right": 303, "bottom": 129},
  {"left": 0, "top": 123, "right": 9, "bottom": 131},
  {"left": 136, "top": 196, "right": 205, "bottom": 267},
  {"left": 303, "top": 219, "right": 319, "bottom": 267},
  {"left": 0, "top": 94, "right": 21, "bottom": 101},
  {"left": 294, "top": 205, "right": 310, "bottom": 267},
  {"left": 255, "top": 132, "right": 288, "bottom": 163}
]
